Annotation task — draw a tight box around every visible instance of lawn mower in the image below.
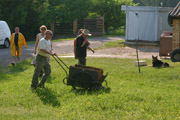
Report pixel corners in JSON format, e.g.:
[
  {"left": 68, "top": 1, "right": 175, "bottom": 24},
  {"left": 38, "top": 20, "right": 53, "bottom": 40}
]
[{"left": 52, "top": 55, "right": 108, "bottom": 90}]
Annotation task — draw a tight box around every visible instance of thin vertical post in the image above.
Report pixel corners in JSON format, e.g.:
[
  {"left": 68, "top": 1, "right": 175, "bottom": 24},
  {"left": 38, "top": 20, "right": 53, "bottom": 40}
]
[{"left": 136, "top": 12, "right": 141, "bottom": 73}]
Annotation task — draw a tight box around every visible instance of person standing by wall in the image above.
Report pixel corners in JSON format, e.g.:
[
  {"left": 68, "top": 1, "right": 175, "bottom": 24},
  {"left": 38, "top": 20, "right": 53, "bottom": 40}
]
[
  {"left": 76, "top": 29, "right": 94, "bottom": 65},
  {"left": 10, "top": 27, "right": 27, "bottom": 65},
  {"left": 31, "top": 30, "right": 56, "bottom": 90}
]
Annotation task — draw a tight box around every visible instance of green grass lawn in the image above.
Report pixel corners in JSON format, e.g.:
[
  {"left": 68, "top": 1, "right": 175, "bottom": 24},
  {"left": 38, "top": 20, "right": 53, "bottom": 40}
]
[
  {"left": 104, "top": 27, "right": 125, "bottom": 37},
  {"left": 0, "top": 57, "right": 180, "bottom": 119},
  {"left": 95, "top": 39, "right": 125, "bottom": 50}
]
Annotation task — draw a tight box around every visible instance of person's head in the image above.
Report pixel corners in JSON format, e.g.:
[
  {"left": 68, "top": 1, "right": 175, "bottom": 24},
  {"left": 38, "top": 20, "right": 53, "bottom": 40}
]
[
  {"left": 15, "top": 27, "right": 19, "bottom": 34},
  {"left": 40, "top": 25, "right": 47, "bottom": 34},
  {"left": 81, "top": 29, "right": 92, "bottom": 38},
  {"left": 45, "top": 30, "right": 53, "bottom": 40}
]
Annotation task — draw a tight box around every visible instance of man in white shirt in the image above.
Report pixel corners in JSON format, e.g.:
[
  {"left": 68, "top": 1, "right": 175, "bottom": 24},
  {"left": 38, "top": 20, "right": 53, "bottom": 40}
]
[{"left": 31, "top": 30, "right": 56, "bottom": 90}]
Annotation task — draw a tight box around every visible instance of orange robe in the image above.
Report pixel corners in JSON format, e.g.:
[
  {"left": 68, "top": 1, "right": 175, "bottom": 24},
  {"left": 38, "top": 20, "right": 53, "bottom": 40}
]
[{"left": 10, "top": 32, "right": 27, "bottom": 56}]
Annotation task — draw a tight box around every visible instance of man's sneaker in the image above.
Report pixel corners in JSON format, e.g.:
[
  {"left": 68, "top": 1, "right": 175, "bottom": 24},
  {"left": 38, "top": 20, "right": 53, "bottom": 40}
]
[{"left": 11, "top": 63, "right": 15, "bottom": 66}]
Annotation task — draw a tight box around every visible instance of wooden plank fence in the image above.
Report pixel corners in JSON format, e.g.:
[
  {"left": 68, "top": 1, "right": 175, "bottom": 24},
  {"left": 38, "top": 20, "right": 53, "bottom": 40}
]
[
  {"left": 50, "top": 22, "right": 73, "bottom": 35},
  {"left": 75, "top": 17, "right": 104, "bottom": 36},
  {"left": 50, "top": 17, "right": 104, "bottom": 36}
]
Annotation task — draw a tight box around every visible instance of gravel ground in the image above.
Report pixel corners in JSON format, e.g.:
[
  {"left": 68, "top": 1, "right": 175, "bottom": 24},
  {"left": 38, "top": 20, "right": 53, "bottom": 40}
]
[
  {"left": 86, "top": 46, "right": 159, "bottom": 59},
  {"left": 52, "top": 36, "right": 125, "bottom": 55},
  {"left": 0, "top": 36, "right": 160, "bottom": 67}
]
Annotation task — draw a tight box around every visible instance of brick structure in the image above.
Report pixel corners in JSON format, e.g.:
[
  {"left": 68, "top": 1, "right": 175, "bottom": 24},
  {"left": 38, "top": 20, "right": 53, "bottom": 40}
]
[
  {"left": 169, "top": 2, "right": 180, "bottom": 51},
  {"left": 172, "top": 19, "right": 180, "bottom": 50}
]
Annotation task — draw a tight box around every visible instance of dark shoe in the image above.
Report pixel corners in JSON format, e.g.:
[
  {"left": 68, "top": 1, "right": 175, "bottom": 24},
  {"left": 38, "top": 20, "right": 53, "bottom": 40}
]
[{"left": 11, "top": 63, "right": 15, "bottom": 66}]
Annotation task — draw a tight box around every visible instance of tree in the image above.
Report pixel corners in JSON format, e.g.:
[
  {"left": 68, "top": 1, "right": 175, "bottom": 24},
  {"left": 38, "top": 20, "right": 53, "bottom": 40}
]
[
  {"left": 47, "top": 0, "right": 92, "bottom": 23},
  {"left": 133, "top": 0, "right": 179, "bottom": 7},
  {"left": 91, "top": 0, "right": 135, "bottom": 33},
  {"left": 0, "top": 0, "right": 49, "bottom": 40},
  {"left": 0, "top": 0, "right": 135, "bottom": 39},
  {"left": 59, "top": 0, "right": 92, "bottom": 23},
  {"left": 22, "top": 0, "right": 49, "bottom": 39}
]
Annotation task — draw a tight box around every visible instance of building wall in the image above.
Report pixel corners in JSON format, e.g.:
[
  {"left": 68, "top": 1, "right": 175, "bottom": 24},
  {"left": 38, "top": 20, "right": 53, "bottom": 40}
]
[
  {"left": 172, "top": 19, "right": 180, "bottom": 50},
  {"left": 126, "top": 10, "right": 157, "bottom": 41},
  {"left": 122, "top": 6, "right": 172, "bottom": 42}
]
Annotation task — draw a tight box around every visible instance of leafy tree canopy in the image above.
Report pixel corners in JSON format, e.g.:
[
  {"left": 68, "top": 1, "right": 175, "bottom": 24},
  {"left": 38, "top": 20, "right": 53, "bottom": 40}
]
[
  {"left": 0, "top": 0, "right": 135, "bottom": 39},
  {"left": 133, "top": 0, "right": 179, "bottom": 7}
]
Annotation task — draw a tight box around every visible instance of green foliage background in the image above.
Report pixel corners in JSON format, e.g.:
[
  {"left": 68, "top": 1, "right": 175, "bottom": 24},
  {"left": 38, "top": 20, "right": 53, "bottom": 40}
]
[
  {"left": 0, "top": 0, "right": 178, "bottom": 40},
  {"left": 133, "top": 0, "right": 179, "bottom": 7},
  {"left": 0, "top": 0, "right": 134, "bottom": 40}
]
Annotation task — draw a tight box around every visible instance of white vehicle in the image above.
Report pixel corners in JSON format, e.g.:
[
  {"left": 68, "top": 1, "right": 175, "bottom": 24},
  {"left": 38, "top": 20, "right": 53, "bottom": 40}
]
[{"left": 0, "top": 21, "right": 11, "bottom": 48}]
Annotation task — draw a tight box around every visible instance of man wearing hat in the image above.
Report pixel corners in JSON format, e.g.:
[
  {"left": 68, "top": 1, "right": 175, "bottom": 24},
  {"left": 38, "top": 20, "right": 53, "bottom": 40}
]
[{"left": 75, "top": 29, "right": 94, "bottom": 65}]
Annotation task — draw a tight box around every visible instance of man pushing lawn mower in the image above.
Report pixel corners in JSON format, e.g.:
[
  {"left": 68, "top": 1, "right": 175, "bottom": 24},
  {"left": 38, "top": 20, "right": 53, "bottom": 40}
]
[
  {"left": 31, "top": 30, "right": 56, "bottom": 90},
  {"left": 30, "top": 29, "right": 108, "bottom": 90}
]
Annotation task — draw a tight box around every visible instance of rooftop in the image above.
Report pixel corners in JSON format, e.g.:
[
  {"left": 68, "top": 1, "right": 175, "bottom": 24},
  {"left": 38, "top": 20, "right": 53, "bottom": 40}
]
[{"left": 169, "top": 2, "right": 180, "bottom": 17}]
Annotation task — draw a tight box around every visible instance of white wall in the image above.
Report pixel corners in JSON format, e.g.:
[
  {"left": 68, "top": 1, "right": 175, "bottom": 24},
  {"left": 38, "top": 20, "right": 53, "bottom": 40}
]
[{"left": 122, "top": 6, "right": 172, "bottom": 42}]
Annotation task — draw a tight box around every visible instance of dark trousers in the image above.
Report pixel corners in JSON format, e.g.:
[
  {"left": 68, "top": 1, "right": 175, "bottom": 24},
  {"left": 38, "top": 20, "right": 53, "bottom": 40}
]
[
  {"left": 78, "top": 57, "right": 86, "bottom": 65},
  {"left": 31, "top": 55, "right": 51, "bottom": 88}
]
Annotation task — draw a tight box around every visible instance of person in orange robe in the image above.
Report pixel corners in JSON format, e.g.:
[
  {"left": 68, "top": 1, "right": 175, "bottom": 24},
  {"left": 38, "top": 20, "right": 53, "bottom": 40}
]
[{"left": 10, "top": 27, "right": 27, "bottom": 65}]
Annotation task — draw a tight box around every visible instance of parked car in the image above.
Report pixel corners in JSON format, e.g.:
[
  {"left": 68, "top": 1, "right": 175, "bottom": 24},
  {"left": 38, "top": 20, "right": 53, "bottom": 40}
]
[{"left": 0, "top": 21, "right": 11, "bottom": 48}]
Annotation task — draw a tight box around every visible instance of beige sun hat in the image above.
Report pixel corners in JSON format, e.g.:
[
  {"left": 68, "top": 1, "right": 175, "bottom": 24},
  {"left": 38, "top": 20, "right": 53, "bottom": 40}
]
[{"left": 82, "top": 29, "right": 92, "bottom": 36}]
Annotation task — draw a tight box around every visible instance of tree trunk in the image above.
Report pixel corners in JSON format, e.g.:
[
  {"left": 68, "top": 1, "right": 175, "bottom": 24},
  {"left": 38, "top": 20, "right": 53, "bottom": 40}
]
[{"left": 105, "top": 23, "right": 109, "bottom": 34}]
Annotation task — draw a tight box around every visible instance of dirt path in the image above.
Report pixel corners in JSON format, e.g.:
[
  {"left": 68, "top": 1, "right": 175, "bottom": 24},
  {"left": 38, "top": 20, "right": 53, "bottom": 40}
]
[
  {"left": 63, "top": 46, "right": 159, "bottom": 59},
  {"left": 0, "top": 36, "right": 159, "bottom": 67},
  {"left": 52, "top": 36, "right": 125, "bottom": 55}
]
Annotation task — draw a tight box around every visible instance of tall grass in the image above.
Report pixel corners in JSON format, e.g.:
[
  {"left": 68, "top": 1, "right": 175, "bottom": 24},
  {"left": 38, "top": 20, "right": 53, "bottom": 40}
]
[
  {"left": 104, "top": 27, "right": 125, "bottom": 37},
  {"left": 0, "top": 57, "right": 180, "bottom": 119}
]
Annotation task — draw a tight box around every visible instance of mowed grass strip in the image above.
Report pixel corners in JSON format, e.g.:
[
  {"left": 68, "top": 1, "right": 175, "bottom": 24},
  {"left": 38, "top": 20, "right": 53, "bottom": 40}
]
[
  {"left": 95, "top": 39, "right": 125, "bottom": 50},
  {"left": 0, "top": 57, "right": 180, "bottom": 120}
]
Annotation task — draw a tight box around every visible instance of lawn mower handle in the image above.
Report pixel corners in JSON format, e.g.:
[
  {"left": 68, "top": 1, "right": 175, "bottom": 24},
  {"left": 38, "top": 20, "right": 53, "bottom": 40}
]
[{"left": 52, "top": 54, "right": 69, "bottom": 76}]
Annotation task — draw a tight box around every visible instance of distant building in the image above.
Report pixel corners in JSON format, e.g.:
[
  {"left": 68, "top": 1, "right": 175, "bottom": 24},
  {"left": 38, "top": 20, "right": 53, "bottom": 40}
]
[
  {"left": 168, "top": 2, "right": 180, "bottom": 51},
  {"left": 121, "top": 5, "right": 172, "bottom": 42}
]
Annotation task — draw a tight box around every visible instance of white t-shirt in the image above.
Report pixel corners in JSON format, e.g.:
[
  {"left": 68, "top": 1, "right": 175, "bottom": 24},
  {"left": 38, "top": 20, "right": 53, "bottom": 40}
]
[{"left": 38, "top": 38, "right": 51, "bottom": 57}]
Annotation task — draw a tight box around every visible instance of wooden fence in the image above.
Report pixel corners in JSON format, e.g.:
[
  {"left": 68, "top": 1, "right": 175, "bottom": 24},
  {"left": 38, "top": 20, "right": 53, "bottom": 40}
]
[
  {"left": 50, "top": 17, "right": 104, "bottom": 36},
  {"left": 50, "top": 22, "right": 73, "bottom": 35},
  {"left": 75, "top": 17, "right": 104, "bottom": 36}
]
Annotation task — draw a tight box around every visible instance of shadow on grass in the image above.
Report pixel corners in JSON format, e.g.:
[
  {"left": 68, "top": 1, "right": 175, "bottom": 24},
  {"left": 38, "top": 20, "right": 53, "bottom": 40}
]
[
  {"left": 46, "top": 76, "right": 57, "bottom": 84},
  {"left": 36, "top": 87, "right": 61, "bottom": 107},
  {"left": 0, "top": 60, "right": 32, "bottom": 82},
  {"left": 71, "top": 87, "right": 111, "bottom": 95},
  {"left": 10, "top": 62, "right": 28, "bottom": 73},
  {"left": 0, "top": 74, "right": 9, "bottom": 82}
]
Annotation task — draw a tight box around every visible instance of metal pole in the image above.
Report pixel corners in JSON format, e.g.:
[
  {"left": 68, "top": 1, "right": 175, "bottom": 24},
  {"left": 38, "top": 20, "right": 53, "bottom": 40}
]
[
  {"left": 125, "top": 6, "right": 141, "bottom": 73},
  {"left": 136, "top": 12, "right": 141, "bottom": 73},
  {"left": 136, "top": 39, "right": 141, "bottom": 73}
]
